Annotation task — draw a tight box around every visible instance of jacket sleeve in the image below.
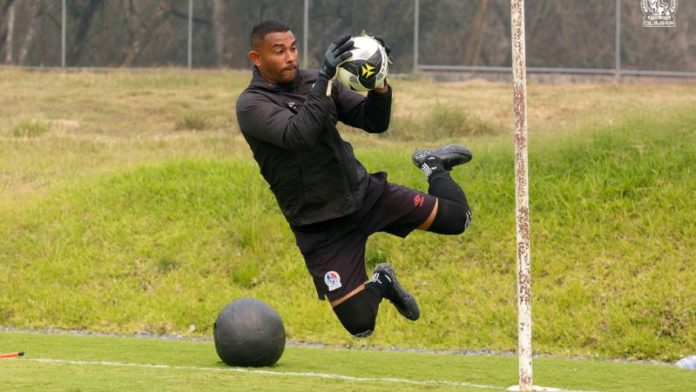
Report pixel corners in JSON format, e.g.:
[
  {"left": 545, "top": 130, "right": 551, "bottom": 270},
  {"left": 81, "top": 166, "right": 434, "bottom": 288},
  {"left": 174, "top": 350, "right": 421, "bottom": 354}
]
[
  {"left": 236, "top": 78, "right": 333, "bottom": 150},
  {"left": 333, "top": 81, "right": 392, "bottom": 134}
]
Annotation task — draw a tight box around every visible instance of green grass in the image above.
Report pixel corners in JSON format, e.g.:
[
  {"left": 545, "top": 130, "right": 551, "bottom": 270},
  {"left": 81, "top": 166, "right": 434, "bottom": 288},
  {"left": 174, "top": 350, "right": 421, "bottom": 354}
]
[
  {"left": 388, "top": 102, "right": 501, "bottom": 140},
  {"left": 12, "top": 118, "right": 51, "bottom": 138},
  {"left": 0, "top": 118, "right": 694, "bottom": 360},
  {"left": 0, "top": 69, "right": 695, "bottom": 368},
  {"left": 175, "top": 112, "right": 211, "bottom": 131},
  {"left": 2, "top": 331, "right": 695, "bottom": 391}
]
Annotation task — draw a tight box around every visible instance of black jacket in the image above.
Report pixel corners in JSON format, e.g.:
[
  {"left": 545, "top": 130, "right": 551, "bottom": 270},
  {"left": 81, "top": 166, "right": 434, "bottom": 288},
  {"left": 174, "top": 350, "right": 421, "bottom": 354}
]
[{"left": 236, "top": 68, "right": 392, "bottom": 227}]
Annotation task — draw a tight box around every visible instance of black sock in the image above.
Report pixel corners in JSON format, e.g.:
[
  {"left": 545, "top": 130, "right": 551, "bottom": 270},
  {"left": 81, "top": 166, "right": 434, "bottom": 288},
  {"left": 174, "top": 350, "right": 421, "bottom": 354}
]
[
  {"left": 332, "top": 289, "right": 380, "bottom": 337},
  {"left": 427, "top": 171, "right": 472, "bottom": 234},
  {"left": 417, "top": 156, "right": 446, "bottom": 180},
  {"left": 428, "top": 170, "right": 466, "bottom": 205}
]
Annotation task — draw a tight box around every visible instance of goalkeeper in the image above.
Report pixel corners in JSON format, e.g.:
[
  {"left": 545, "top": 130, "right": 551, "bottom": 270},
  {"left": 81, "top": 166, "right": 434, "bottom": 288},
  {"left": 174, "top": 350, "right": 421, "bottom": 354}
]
[{"left": 236, "top": 20, "right": 473, "bottom": 337}]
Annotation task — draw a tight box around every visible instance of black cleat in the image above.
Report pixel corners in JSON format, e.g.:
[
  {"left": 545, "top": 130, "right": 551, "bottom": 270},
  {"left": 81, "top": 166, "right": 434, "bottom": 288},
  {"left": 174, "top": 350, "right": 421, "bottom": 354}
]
[
  {"left": 374, "top": 263, "right": 420, "bottom": 321},
  {"left": 412, "top": 144, "right": 473, "bottom": 171}
]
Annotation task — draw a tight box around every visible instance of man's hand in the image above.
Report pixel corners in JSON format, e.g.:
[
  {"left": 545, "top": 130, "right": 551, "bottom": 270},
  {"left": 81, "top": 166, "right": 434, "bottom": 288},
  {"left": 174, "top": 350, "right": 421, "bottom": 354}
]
[{"left": 319, "top": 34, "right": 354, "bottom": 79}]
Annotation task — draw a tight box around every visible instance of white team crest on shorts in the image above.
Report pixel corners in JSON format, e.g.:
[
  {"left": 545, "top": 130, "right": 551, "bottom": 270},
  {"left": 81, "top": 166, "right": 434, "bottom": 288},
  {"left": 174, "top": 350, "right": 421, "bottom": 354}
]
[{"left": 324, "top": 271, "right": 342, "bottom": 291}]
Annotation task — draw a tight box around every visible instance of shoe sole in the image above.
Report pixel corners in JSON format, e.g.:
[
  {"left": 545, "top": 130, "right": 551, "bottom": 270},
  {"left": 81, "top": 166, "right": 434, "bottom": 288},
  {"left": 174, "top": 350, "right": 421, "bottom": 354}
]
[{"left": 375, "top": 263, "right": 420, "bottom": 321}]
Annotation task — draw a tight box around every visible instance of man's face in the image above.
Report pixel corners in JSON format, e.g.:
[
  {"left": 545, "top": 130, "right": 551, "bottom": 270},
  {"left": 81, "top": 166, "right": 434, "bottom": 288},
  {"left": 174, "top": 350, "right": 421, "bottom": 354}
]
[{"left": 249, "top": 31, "right": 299, "bottom": 85}]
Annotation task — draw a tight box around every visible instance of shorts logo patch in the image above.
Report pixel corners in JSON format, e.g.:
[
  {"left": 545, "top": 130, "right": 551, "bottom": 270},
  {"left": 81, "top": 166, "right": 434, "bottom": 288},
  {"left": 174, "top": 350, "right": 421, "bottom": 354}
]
[
  {"left": 324, "top": 271, "right": 342, "bottom": 291},
  {"left": 413, "top": 194, "right": 425, "bottom": 207}
]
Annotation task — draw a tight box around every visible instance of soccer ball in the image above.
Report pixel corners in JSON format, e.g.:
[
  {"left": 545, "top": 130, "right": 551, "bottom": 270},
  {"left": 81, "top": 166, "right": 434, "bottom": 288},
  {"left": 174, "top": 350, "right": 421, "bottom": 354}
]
[
  {"left": 213, "top": 298, "right": 286, "bottom": 367},
  {"left": 337, "top": 35, "right": 389, "bottom": 92}
]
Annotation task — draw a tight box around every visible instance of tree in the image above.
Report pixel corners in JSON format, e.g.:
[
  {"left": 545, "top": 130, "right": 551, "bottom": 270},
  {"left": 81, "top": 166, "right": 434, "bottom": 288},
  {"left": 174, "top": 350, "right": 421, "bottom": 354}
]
[
  {"left": 1, "top": 0, "right": 16, "bottom": 63},
  {"left": 121, "top": 1, "right": 174, "bottom": 66},
  {"left": 0, "top": 0, "right": 692, "bottom": 72}
]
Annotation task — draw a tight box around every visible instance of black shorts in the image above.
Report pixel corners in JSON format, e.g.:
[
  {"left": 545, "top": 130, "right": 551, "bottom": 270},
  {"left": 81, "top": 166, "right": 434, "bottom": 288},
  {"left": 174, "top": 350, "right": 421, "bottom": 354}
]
[{"left": 291, "top": 172, "right": 437, "bottom": 302}]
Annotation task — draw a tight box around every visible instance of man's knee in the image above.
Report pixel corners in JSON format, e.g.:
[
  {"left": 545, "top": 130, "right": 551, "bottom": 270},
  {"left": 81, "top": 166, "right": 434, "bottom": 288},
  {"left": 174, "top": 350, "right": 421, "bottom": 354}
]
[
  {"left": 332, "top": 289, "right": 378, "bottom": 338},
  {"left": 339, "top": 311, "right": 375, "bottom": 338},
  {"left": 428, "top": 198, "right": 472, "bottom": 235}
]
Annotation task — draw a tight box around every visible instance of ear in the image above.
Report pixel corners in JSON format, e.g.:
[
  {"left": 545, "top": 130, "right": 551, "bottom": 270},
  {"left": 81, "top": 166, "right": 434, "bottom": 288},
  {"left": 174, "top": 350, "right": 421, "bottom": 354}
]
[{"left": 248, "top": 50, "right": 261, "bottom": 67}]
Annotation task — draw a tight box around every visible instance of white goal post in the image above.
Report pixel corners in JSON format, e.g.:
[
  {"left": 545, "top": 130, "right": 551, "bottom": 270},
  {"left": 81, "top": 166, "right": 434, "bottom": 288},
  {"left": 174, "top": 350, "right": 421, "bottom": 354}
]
[{"left": 510, "top": 0, "right": 533, "bottom": 391}]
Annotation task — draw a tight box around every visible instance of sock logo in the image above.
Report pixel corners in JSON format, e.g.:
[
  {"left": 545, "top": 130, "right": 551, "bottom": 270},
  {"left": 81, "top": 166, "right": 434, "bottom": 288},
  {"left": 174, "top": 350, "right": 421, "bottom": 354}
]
[
  {"left": 420, "top": 163, "right": 433, "bottom": 179},
  {"left": 324, "top": 271, "right": 342, "bottom": 291},
  {"left": 464, "top": 210, "right": 473, "bottom": 230},
  {"left": 370, "top": 272, "right": 392, "bottom": 285},
  {"left": 353, "top": 329, "right": 374, "bottom": 338}
]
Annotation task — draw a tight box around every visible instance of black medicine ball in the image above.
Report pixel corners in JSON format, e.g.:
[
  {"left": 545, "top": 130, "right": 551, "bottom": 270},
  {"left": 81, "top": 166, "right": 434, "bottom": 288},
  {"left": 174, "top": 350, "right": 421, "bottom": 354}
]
[{"left": 213, "top": 298, "right": 286, "bottom": 367}]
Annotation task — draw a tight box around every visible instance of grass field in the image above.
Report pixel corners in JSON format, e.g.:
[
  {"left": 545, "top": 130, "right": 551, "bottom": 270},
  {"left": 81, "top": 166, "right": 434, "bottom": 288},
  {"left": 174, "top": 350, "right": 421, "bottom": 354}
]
[
  {"left": 1, "top": 68, "right": 695, "bottom": 389},
  {"left": 2, "top": 331, "right": 696, "bottom": 391}
]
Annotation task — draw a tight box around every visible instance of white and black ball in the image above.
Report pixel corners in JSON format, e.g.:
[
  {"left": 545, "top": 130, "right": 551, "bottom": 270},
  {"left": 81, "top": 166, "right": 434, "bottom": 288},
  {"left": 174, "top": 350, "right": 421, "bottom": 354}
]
[
  {"left": 213, "top": 298, "right": 286, "bottom": 367},
  {"left": 337, "top": 35, "right": 389, "bottom": 92}
]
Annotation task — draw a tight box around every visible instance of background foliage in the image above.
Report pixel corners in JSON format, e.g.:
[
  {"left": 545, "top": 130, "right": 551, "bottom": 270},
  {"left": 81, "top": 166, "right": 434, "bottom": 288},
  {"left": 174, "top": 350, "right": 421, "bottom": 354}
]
[{"left": 0, "top": 0, "right": 694, "bottom": 72}]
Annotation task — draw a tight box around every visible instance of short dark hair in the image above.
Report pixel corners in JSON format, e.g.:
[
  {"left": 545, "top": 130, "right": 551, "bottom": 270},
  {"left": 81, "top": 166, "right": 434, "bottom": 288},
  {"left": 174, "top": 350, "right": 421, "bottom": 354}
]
[{"left": 250, "top": 20, "right": 292, "bottom": 48}]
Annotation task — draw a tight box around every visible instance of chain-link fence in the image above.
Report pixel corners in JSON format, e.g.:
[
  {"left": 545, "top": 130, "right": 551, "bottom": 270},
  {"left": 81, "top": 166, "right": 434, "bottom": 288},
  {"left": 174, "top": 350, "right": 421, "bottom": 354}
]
[{"left": 1, "top": 0, "right": 694, "bottom": 77}]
